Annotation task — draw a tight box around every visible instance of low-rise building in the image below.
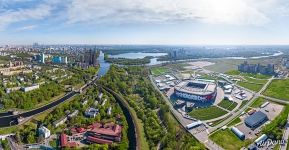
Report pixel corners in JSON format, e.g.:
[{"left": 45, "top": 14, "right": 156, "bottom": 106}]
[
  {"left": 53, "top": 116, "right": 67, "bottom": 127},
  {"left": 245, "top": 111, "right": 268, "bottom": 128},
  {"left": 60, "top": 133, "right": 78, "bottom": 148},
  {"left": 38, "top": 126, "right": 51, "bottom": 139},
  {"left": 21, "top": 84, "right": 39, "bottom": 92},
  {"left": 85, "top": 108, "right": 99, "bottom": 118},
  {"left": 86, "top": 122, "right": 122, "bottom": 144},
  {"left": 107, "top": 107, "right": 112, "bottom": 115},
  {"left": 81, "top": 99, "right": 88, "bottom": 106},
  {"left": 98, "top": 93, "right": 103, "bottom": 100},
  {"left": 68, "top": 110, "right": 79, "bottom": 119}
]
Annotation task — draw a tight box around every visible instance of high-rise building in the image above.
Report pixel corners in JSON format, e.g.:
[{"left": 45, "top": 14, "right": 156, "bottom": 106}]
[
  {"left": 238, "top": 61, "right": 275, "bottom": 75},
  {"left": 41, "top": 53, "right": 45, "bottom": 64},
  {"left": 84, "top": 49, "right": 97, "bottom": 66},
  {"left": 52, "top": 56, "right": 68, "bottom": 64},
  {"left": 63, "top": 57, "right": 68, "bottom": 64},
  {"left": 52, "top": 56, "right": 62, "bottom": 63}
]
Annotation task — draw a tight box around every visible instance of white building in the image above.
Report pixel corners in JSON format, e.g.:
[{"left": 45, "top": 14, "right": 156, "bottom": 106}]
[
  {"left": 21, "top": 84, "right": 39, "bottom": 92},
  {"left": 85, "top": 108, "right": 98, "bottom": 118},
  {"left": 53, "top": 117, "right": 67, "bottom": 127},
  {"left": 98, "top": 93, "right": 103, "bottom": 100},
  {"left": 101, "top": 99, "right": 107, "bottom": 106},
  {"left": 38, "top": 126, "right": 50, "bottom": 138},
  {"left": 81, "top": 100, "right": 88, "bottom": 106},
  {"left": 68, "top": 110, "right": 79, "bottom": 119},
  {"left": 107, "top": 107, "right": 112, "bottom": 115}
]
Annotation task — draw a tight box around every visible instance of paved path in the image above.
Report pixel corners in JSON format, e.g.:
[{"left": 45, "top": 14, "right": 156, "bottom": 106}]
[
  {"left": 150, "top": 71, "right": 289, "bottom": 150},
  {"left": 280, "top": 114, "right": 289, "bottom": 150},
  {"left": 7, "top": 137, "right": 23, "bottom": 150},
  {"left": 149, "top": 75, "right": 223, "bottom": 150},
  {"left": 210, "top": 76, "right": 274, "bottom": 133},
  {"left": 261, "top": 95, "right": 289, "bottom": 105}
]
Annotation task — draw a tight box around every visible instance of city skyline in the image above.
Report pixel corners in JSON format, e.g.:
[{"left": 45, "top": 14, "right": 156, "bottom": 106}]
[{"left": 1, "top": 0, "right": 289, "bottom": 45}]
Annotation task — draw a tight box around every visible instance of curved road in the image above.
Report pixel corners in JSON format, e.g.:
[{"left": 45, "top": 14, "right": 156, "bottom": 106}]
[
  {"left": 0, "top": 76, "right": 97, "bottom": 128},
  {"left": 0, "top": 91, "right": 76, "bottom": 127}
]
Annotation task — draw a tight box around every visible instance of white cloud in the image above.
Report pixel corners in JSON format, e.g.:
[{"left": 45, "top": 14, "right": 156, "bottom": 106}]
[
  {"left": 0, "top": 3, "right": 52, "bottom": 30},
  {"left": 16, "top": 25, "right": 37, "bottom": 31},
  {"left": 67, "top": 0, "right": 289, "bottom": 26}
]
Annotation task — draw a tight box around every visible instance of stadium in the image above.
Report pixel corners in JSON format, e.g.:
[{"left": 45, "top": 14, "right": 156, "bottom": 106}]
[{"left": 174, "top": 80, "right": 217, "bottom": 102}]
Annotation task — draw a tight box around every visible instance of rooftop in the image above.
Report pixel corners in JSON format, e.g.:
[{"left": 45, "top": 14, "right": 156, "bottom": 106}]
[
  {"left": 90, "top": 122, "right": 122, "bottom": 137},
  {"left": 175, "top": 80, "right": 217, "bottom": 95},
  {"left": 245, "top": 111, "right": 268, "bottom": 128}
]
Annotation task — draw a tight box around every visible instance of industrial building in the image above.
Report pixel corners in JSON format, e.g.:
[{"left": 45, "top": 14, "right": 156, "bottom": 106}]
[
  {"left": 255, "top": 134, "right": 268, "bottom": 146},
  {"left": 245, "top": 111, "right": 268, "bottom": 128},
  {"left": 231, "top": 127, "right": 245, "bottom": 140},
  {"left": 174, "top": 80, "right": 217, "bottom": 102},
  {"left": 185, "top": 121, "right": 202, "bottom": 130}
]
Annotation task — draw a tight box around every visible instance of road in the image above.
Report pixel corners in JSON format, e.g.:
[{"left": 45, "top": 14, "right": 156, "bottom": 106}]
[
  {"left": 280, "top": 114, "right": 289, "bottom": 150},
  {"left": 0, "top": 76, "right": 99, "bottom": 128},
  {"left": 7, "top": 137, "right": 23, "bottom": 150},
  {"left": 210, "top": 76, "right": 274, "bottom": 132},
  {"left": 149, "top": 72, "right": 278, "bottom": 150},
  {"left": 149, "top": 75, "right": 224, "bottom": 150}
]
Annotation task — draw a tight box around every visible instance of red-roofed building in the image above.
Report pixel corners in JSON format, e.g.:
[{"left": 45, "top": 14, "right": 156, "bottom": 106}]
[
  {"left": 86, "top": 136, "right": 113, "bottom": 144},
  {"left": 71, "top": 127, "right": 86, "bottom": 134},
  {"left": 86, "top": 122, "right": 122, "bottom": 144},
  {"left": 60, "top": 133, "right": 79, "bottom": 148},
  {"left": 60, "top": 133, "right": 68, "bottom": 148}
]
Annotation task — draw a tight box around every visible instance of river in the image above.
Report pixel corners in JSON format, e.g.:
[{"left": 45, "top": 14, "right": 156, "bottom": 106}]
[{"left": 97, "top": 51, "right": 111, "bottom": 77}]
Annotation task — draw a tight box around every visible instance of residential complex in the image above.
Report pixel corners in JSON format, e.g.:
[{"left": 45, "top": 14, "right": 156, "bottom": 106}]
[{"left": 238, "top": 61, "right": 275, "bottom": 75}]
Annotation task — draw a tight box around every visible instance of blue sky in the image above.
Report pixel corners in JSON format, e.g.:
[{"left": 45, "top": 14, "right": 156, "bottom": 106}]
[{"left": 0, "top": 0, "right": 289, "bottom": 45}]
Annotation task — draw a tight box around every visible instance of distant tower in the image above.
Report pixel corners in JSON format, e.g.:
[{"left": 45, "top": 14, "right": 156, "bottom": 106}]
[
  {"left": 41, "top": 53, "right": 45, "bottom": 64},
  {"left": 63, "top": 57, "right": 68, "bottom": 64}
]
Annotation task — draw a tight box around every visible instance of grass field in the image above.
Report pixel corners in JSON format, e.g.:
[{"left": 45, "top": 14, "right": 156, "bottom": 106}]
[
  {"left": 239, "top": 100, "right": 249, "bottom": 110},
  {"left": 226, "top": 70, "right": 271, "bottom": 79},
  {"left": 250, "top": 97, "right": 265, "bottom": 108},
  {"left": 189, "top": 106, "right": 228, "bottom": 120},
  {"left": 204, "top": 57, "right": 281, "bottom": 73},
  {"left": 210, "top": 114, "right": 232, "bottom": 127},
  {"left": 151, "top": 67, "right": 169, "bottom": 76},
  {"left": 218, "top": 100, "right": 238, "bottom": 111},
  {"left": 243, "top": 77, "right": 267, "bottom": 84},
  {"left": 238, "top": 81, "right": 263, "bottom": 92},
  {"left": 210, "top": 129, "right": 253, "bottom": 150},
  {"left": 226, "top": 70, "right": 241, "bottom": 75},
  {"left": 227, "top": 117, "right": 241, "bottom": 127},
  {"left": 264, "top": 79, "right": 289, "bottom": 101}
]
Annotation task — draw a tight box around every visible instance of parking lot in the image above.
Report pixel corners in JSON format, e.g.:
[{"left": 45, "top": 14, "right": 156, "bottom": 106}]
[{"left": 235, "top": 102, "right": 284, "bottom": 140}]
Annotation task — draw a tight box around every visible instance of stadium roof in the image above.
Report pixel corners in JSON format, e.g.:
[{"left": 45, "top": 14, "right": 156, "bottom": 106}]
[
  {"left": 174, "top": 80, "right": 216, "bottom": 96},
  {"left": 245, "top": 111, "right": 268, "bottom": 128}
]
